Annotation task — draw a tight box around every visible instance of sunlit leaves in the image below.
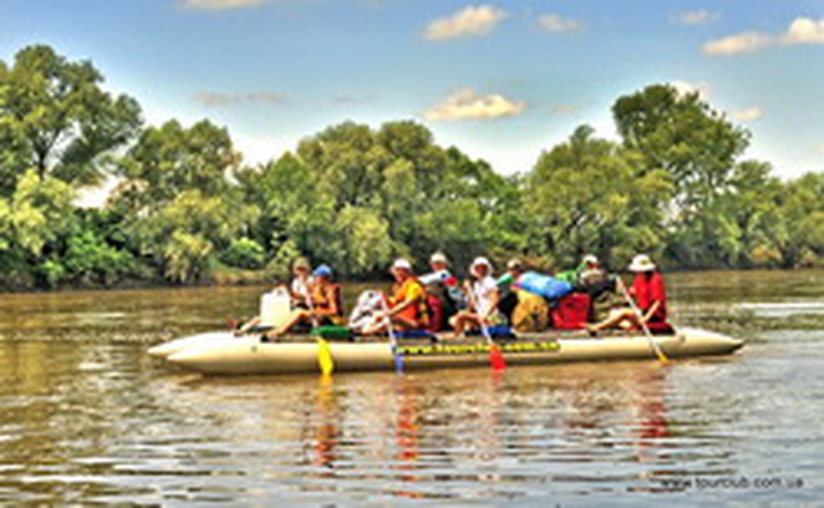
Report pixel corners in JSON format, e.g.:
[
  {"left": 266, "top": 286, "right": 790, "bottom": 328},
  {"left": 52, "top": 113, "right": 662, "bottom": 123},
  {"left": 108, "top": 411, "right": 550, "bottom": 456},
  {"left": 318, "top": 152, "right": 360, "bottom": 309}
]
[{"left": 0, "top": 45, "right": 142, "bottom": 186}]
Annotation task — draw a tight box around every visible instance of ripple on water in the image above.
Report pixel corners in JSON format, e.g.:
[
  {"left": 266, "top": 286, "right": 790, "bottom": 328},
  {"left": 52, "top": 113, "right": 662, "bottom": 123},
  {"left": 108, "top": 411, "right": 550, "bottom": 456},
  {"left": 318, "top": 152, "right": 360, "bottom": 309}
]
[{"left": 1, "top": 275, "right": 823, "bottom": 504}]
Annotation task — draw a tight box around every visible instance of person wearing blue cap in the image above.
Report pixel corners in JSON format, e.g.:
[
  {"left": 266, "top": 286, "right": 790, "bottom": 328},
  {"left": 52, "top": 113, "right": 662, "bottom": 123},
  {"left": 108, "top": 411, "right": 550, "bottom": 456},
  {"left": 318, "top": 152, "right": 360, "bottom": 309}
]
[{"left": 265, "top": 263, "right": 344, "bottom": 339}]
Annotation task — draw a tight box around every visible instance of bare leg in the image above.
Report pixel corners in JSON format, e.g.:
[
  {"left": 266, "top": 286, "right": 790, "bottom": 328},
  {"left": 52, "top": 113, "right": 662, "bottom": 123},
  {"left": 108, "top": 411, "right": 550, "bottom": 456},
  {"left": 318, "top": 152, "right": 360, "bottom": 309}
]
[
  {"left": 362, "top": 318, "right": 387, "bottom": 336},
  {"left": 268, "top": 309, "right": 312, "bottom": 338},
  {"left": 450, "top": 311, "right": 480, "bottom": 336},
  {"left": 238, "top": 317, "right": 261, "bottom": 334},
  {"left": 587, "top": 308, "right": 638, "bottom": 332},
  {"left": 362, "top": 314, "right": 419, "bottom": 336}
]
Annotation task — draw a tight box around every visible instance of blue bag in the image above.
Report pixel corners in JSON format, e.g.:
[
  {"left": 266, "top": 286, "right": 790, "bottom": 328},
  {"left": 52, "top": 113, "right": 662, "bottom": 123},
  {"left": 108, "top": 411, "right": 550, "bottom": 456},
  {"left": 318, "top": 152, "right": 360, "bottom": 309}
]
[{"left": 515, "top": 271, "right": 574, "bottom": 300}]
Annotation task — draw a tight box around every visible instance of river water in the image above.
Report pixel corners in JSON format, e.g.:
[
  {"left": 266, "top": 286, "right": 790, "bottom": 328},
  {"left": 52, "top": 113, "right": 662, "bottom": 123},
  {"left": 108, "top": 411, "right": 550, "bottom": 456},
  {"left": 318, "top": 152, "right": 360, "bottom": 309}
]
[{"left": 0, "top": 270, "right": 822, "bottom": 506}]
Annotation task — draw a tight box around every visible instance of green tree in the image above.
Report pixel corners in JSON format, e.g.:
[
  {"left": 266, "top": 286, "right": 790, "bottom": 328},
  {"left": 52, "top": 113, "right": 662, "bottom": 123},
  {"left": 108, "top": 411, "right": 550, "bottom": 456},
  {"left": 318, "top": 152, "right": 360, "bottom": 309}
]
[
  {"left": 613, "top": 84, "right": 749, "bottom": 210},
  {"left": 113, "top": 119, "right": 240, "bottom": 214},
  {"left": 526, "top": 125, "right": 673, "bottom": 268},
  {"left": 771, "top": 172, "right": 824, "bottom": 267},
  {"left": 0, "top": 44, "right": 142, "bottom": 187},
  {"left": 113, "top": 120, "right": 254, "bottom": 282},
  {"left": 220, "top": 237, "right": 267, "bottom": 270},
  {"left": 0, "top": 169, "right": 76, "bottom": 287},
  {"left": 613, "top": 84, "right": 753, "bottom": 267},
  {"left": 336, "top": 205, "right": 395, "bottom": 275}
]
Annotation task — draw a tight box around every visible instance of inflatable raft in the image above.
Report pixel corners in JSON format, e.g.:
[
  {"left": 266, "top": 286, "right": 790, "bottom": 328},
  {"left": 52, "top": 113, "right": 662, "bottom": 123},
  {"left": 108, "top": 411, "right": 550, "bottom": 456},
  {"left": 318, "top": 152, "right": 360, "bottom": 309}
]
[{"left": 150, "top": 327, "right": 744, "bottom": 376}]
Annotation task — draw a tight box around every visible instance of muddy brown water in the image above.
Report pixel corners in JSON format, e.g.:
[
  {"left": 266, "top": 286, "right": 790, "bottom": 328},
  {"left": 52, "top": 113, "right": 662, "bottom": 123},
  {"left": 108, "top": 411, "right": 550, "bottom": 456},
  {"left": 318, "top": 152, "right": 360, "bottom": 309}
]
[{"left": 1, "top": 271, "right": 822, "bottom": 505}]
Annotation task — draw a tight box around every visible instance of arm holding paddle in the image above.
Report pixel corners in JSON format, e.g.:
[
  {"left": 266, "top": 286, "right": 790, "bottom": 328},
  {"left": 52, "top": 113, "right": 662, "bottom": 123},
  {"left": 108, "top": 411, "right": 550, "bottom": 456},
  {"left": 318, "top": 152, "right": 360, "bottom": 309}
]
[{"left": 615, "top": 277, "right": 670, "bottom": 364}]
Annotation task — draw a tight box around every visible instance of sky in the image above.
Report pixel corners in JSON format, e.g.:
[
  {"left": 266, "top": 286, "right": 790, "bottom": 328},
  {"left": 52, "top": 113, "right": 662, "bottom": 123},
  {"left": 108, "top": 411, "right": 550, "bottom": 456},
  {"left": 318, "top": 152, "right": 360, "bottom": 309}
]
[{"left": 1, "top": 0, "right": 823, "bottom": 181}]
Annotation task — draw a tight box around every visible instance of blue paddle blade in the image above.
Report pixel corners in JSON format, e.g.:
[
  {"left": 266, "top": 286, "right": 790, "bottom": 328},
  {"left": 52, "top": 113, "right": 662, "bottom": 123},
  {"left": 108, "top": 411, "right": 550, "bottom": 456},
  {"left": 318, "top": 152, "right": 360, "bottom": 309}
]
[{"left": 392, "top": 345, "right": 404, "bottom": 374}]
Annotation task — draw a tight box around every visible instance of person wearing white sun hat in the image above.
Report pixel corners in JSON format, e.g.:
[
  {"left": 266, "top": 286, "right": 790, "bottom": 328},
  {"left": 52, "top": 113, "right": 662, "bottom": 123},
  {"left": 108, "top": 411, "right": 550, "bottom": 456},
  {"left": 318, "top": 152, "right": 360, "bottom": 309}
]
[
  {"left": 586, "top": 254, "right": 668, "bottom": 334},
  {"left": 363, "top": 258, "right": 430, "bottom": 335},
  {"left": 449, "top": 256, "right": 506, "bottom": 337},
  {"left": 419, "top": 251, "right": 464, "bottom": 331}
]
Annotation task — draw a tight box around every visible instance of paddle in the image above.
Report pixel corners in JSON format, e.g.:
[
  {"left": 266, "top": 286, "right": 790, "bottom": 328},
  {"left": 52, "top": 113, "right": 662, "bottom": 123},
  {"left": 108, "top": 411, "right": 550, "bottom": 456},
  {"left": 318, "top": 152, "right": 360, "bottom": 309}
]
[
  {"left": 616, "top": 278, "right": 670, "bottom": 364},
  {"left": 472, "top": 284, "right": 506, "bottom": 371},
  {"left": 380, "top": 296, "right": 404, "bottom": 374},
  {"left": 306, "top": 285, "right": 335, "bottom": 375}
]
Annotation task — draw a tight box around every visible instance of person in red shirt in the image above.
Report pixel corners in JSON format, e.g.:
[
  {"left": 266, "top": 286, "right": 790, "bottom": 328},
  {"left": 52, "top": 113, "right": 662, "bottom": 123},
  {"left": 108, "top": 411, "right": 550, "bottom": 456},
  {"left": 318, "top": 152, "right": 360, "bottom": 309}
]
[{"left": 587, "top": 254, "right": 667, "bottom": 333}]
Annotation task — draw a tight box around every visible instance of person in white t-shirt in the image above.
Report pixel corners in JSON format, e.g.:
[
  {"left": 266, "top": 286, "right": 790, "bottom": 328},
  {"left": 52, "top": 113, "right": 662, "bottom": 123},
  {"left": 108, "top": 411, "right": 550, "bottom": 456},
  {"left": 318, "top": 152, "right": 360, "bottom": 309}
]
[
  {"left": 288, "top": 257, "right": 313, "bottom": 308},
  {"left": 449, "top": 256, "right": 505, "bottom": 337}
]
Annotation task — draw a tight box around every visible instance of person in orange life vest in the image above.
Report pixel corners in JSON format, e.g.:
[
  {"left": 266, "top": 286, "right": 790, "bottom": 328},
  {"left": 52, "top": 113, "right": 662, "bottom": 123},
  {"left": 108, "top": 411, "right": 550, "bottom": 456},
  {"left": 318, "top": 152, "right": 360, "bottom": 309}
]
[
  {"left": 587, "top": 254, "right": 667, "bottom": 333},
  {"left": 265, "top": 264, "right": 344, "bottom": 339},
  {"left": 363, "top": 258, "right": 429, "bottom": 334}
]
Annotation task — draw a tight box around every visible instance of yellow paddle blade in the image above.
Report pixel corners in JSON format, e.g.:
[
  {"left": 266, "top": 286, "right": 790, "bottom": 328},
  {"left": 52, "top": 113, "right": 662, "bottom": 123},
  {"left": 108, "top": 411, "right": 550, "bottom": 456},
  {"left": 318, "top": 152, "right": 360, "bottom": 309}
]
[{"left": 317, "top": 338, "right": 335, "bottom": 376}]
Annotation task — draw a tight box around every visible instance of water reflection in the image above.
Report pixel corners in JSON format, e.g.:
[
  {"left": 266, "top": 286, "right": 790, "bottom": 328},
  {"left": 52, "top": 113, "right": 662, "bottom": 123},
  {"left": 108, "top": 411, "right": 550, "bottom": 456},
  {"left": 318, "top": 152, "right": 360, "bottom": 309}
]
[{"left": 1, "top": 271, "right": 823, "bottom": 504}]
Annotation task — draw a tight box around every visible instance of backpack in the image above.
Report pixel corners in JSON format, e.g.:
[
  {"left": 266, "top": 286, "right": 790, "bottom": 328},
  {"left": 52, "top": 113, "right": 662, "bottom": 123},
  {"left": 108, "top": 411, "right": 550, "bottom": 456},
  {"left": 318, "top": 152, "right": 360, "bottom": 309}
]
[{"left": 511, "top": 290, "right": 550, "bottom": 332}]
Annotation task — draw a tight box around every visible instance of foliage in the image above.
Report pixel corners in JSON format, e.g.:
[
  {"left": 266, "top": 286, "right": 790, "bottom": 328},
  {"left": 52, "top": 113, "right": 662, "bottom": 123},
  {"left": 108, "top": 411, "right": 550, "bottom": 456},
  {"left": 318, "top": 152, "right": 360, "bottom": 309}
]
[
  {"left": 0, "top": 44, "right": 142, "bottom": 188},
  {"left": 0, "top": 44, "right": 822, "bottom": 291},
  {"left": 220, "top": 237, "right": 266, "bottom": 270},
  {"left": 0, "top": 169, "right": 75, "bottom": 258},
  {"left": 527, "top": 126, "right": 673, "bottom": 269},
  {"left": 63, "top": 230, "right": 137, "bottom": 286}
]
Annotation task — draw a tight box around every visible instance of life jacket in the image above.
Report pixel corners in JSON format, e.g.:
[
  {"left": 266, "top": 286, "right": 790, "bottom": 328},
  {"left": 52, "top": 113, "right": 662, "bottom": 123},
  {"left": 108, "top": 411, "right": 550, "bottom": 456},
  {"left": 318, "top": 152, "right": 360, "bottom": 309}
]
[
  {"left": 310, "top": 282, "right": 343, "bottom": 317},
  {"left": 391, "top": 277, "right": 429, "bottom": 328}
]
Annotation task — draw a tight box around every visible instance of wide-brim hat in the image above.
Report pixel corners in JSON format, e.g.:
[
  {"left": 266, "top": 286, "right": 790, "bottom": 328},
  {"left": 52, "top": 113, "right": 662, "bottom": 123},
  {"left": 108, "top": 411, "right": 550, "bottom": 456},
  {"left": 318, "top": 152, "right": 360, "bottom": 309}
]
[
  {"left": 506, "top": 258, "right": 523, "bottom": 270},
  {"left": 470, "top": 256, "right": 493, "bottom": 273},
  {"left": 293, "top": 257, "right": 311, "bottom": 270},
  {"left": 628, "top": 254, "right": 656, "bottom": 272},
  {"left": 582, "top": 254, "right": 599, "bottom": 266},
  {"left": 430, "top": 252, "right": 449, "bottom": 265},
  {"left": 391, "top": 258, "right": 413, "bottom": 272}
]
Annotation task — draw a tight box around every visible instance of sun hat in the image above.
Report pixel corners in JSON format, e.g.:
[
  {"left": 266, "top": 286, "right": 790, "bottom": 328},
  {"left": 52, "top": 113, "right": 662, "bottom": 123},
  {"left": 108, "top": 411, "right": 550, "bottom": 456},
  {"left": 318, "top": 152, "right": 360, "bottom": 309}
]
[
  {"left": 628, "top": 254, "right": 656, "bottom": 273},
  {"left": 313, "top": 264, "right": 333, "bottom": 278},
  {"left": 506, "top": 258, "right": 524, "bottom": 270},
  {"left": 430, "top": 252, "right": 449, "bottom": 265},
  {"left": 470, "top": 256, "right": 493, "bottom": 273},
  {"left": 293, "top": 257, "right": 311, "bottom": 270},
  {"left": 582, "top": 254, "right": 599, "bottom": 266},
  {"left": 391, "top": 258, "right": 413, "bottom": 272}
]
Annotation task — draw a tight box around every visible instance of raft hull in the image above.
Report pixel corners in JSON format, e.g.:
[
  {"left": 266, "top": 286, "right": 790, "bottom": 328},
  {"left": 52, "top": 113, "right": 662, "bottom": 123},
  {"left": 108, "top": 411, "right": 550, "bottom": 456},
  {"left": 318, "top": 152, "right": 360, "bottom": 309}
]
[{"left": 160, "top": 327, "right": 744, "bottom": 376}]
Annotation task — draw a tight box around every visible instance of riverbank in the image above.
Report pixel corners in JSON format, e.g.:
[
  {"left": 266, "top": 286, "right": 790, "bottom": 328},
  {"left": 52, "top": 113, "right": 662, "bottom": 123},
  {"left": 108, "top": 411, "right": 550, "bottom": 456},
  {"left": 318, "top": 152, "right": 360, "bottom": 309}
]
[{"left": 2, "top": 262, "right": 822, "bottom": 295}]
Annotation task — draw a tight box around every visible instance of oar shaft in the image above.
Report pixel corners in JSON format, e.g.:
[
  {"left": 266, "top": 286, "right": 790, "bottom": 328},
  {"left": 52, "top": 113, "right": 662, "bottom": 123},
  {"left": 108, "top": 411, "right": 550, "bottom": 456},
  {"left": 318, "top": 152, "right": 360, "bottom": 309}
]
[
  {"left": 473, "top": 285, "right": 506, "bottom": 371},
  {"left": 381, "top": 296, "right": 404, "bottom": 373},
  {"left": 617, "top": 278, "right": 669, "bottom": 363}
]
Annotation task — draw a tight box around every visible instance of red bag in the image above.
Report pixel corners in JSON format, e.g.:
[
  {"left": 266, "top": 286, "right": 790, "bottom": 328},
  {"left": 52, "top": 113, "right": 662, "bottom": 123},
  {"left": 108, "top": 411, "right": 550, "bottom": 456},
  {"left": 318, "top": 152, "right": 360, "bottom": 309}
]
[{"left": 552, "top": 293, "right": 591, "bottom": 330}]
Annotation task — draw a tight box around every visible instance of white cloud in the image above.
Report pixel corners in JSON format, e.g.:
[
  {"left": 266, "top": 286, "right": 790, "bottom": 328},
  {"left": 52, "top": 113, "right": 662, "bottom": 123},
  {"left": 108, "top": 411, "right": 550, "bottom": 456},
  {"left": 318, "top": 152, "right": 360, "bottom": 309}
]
[
  {"left": 674, "top": 10, "right": 719, "bottom": 26},
  {"left": 194, "top": 91, "right": 287, "bottom": 106},
  {"left": 732, "top": 107, "right": 764, "bottom": 123},
  {"left": 423, "top": 5, "right": 506, "bottom": 41},
  {"left": 181, "top": 0, "right": 266, "bottom": 10},
  {"left": 783, "top": 17, "right": 824, "bottom": 43},
  {"left": 702, "top": 31, "right": 772, "bottom": 55},
  {"left": 537, "top": 14, "right": 580, "bottom": 34},
  {"left": 817, "top": 143, "right": 824, "bottom": 154},
  {"left": 423, "top": 88, "right": 526, "bottom": 121},
  {"left": 704, "top": 17, "right": 824, "bottom": 55},
  {"left": 669, "top": 79, "right": 711, "bottom": 101}
]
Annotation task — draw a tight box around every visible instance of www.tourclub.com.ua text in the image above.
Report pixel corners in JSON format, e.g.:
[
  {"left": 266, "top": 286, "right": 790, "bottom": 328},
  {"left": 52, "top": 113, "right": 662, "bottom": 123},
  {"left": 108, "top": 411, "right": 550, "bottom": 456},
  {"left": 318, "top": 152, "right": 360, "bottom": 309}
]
[{"left": 659, "top": 476, "right": 805, "bottom": 491}]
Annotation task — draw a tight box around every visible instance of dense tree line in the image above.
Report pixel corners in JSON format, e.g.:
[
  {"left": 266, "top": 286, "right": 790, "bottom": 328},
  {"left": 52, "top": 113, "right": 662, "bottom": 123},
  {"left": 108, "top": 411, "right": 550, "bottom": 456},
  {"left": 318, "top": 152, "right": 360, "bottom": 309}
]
[{"left": 1, "top": 45, "right": 822, "bottom": 290}]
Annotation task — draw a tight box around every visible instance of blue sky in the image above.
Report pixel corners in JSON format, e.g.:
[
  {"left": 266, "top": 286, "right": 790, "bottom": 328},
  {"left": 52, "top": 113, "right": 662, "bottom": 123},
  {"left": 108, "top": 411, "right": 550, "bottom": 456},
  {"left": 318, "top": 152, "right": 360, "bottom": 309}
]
[{"left": 2, "top": 0, "right": 823, "bottom": 179}]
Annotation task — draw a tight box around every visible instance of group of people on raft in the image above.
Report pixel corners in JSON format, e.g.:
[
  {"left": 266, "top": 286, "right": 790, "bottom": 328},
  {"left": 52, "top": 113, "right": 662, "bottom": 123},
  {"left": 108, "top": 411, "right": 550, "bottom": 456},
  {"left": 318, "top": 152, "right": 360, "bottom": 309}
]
[{"left": 249, "top": 251, "right": 669, "bottom": 340}]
